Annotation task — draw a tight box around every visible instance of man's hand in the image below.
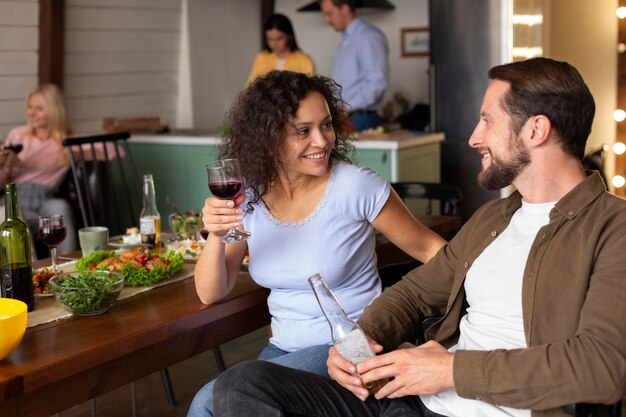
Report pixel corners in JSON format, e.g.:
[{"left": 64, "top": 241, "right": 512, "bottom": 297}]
[
  {"left": 328, "top": 340, "right": 455, "bottom": 402},
  {"left": 327, "top": 339, "right": 384, "bottom": 401},
  {"left": 358, "top": 340, "right": 455, "bottom": 400}
]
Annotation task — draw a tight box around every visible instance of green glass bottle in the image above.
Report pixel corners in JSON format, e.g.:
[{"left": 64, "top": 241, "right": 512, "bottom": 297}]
[{"left": 0, "top": 183, "right": 34, "bottom": 311}]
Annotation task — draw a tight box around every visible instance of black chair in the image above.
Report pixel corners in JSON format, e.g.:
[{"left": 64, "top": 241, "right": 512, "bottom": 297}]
[
  {"left": 391, "top": 181, "right": 463, "bottom": 217},
  {"left": 376, "top": 181, "right": 463, "bottom": 289},
  {"left": 63, "top": 132, "right": 141, "bottom": 237}
]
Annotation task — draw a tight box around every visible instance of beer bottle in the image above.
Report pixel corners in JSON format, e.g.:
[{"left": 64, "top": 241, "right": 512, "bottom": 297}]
[
  {"left": 308, "top": 273, "right": 388, "bottom": 394},
  {"left": 0, "top": 183, "right": 34, "bottom": 311},
  {"left": 139, "top": 174, "right": 161, "bottom": 248}
]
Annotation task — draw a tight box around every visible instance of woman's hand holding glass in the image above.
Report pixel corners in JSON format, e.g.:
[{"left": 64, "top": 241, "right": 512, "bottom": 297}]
[{"left": 200, "top": 193, "right": 246, "bottom": 241}]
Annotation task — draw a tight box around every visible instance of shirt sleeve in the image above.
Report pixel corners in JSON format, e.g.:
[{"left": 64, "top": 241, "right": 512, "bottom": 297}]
[
  {"left": 335, "top": 163, "right": 390, "bottom": 223},
  {"left": 348, "top": 30, "right": 389, "bottom": 110}
]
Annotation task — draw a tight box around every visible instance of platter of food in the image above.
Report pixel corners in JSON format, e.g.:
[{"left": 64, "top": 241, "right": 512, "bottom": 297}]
[
  {"left": 166, "top": 238, "right": 204, "bottom": 261},
  {"left": 75, "top": 247, "right": 184, "bottom": 286},
  {"left": 32, "top": 267, "right": 56, "bottom": 296}
]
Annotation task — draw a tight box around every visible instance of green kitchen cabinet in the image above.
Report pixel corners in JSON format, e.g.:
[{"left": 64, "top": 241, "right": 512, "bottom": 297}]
[
  {"left": 130, "top": 141, "right": 219, "bottom": 216},
  {"left": 129, "top": 132, "right": 443, "bottom": 217}
]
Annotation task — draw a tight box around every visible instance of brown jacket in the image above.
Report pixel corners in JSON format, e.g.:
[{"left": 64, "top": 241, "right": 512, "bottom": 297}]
[{"left": 359, "top": 172, "right": 626, "bottom": 416}]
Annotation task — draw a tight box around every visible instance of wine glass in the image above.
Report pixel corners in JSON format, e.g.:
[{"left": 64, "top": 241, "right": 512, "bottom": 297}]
[
  {"left": 206, "top": 159, "right": 251, "bottom": 243},
  {"left": 38, "top": 214, "right": 67, "bottom": 272}
]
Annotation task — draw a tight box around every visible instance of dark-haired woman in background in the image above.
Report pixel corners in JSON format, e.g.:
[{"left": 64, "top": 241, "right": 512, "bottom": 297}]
[
  {"left": 247, "top": 13, "right": 315, "bottom": 83},
  {"left": 186, "top": 70, "right": 446, "bottom": 417}
]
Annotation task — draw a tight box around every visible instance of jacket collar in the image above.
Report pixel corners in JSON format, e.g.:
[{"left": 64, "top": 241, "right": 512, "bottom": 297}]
[{"left": 500, "top": 171, "right": 606, "bottom": 221}]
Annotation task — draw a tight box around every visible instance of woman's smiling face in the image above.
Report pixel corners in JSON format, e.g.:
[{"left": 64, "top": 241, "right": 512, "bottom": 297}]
[
  {"left": 26, "top": 93, "right": 49, "bottom": 130},
  {"left": 279, "top": 91, "right": 336, "bottom": 181}
]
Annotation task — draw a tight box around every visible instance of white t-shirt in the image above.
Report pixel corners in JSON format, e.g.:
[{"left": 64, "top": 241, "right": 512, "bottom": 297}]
[
  {"left": 244, "top": 161, "right": 390, "bottom": 352},
  {"left": 422, "top": 200, "right": 555, "bottom": 417}
]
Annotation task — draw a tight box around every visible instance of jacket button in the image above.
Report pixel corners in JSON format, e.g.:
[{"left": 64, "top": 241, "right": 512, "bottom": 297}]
[
  {"left": 464, "top": 262, "right": 469, "bottom": 268},
  {"left": 491, "top": 231, "right": 497, "bottom": 237},
  {"left": 568, "top": 210, "right": 574, "bottom": 216}
]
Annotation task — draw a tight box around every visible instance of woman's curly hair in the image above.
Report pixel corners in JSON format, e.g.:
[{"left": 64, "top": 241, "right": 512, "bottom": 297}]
[{"left": 220, "top": 70, "right": 355, "bottom": 211}]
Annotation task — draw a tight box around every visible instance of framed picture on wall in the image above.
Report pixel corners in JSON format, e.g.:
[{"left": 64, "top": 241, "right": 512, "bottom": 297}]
[{"left": 401, "top": 27, "right": 429, "bottom": 57}]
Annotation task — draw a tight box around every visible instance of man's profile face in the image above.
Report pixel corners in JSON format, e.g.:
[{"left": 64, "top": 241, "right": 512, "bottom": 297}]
[
  {"left": 320, "top": 0, "right": 349, "bottom": 32},
  {"left": 469, "top": 80, "right": 531, "bottom": 190}
]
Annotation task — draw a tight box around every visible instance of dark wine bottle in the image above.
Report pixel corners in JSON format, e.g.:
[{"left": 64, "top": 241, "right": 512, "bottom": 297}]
[{"left": 0, "top": 183, "right": 34, "bottom": 312}]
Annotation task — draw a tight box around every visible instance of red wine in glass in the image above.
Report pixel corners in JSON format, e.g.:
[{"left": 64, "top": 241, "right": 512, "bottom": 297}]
[
  {"left": 208, "top": 180, "right": 242, "bottom": 199},
  {"left": 205, "top": 159, "right": 251, "bottom": 243},
  {"left": 38, "top": 214, "right": 67, "bottom": 272},
  {"left": 39, "top": 225, "right": 67, "bottom": 246},
  {"left": 0, "top": 144, "right": 23, "bottom": 154}
]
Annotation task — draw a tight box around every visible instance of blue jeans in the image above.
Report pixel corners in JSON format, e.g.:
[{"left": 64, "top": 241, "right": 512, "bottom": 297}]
[
  {"left": 213, "top": 361, "right": 447, "bottom": 417},
  {"left": 186, "top": 343, "right": 330, "bottom": 417}
]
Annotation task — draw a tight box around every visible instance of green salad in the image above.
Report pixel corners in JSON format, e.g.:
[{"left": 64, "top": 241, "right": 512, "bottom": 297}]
[{"left": 75, "top": 249, "right": 184, "bottom": 286}]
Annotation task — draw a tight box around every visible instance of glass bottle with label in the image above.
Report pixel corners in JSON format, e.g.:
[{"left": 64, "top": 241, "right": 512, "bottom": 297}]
[
  {"left": 308, "top": 273, "right": 388, "bottom": 395},
  {"left": 0, "top": 183, "right": 34, "bottom": 311},
  {"left": 139, "top": 174, "right": 161, "bottom": 248}
]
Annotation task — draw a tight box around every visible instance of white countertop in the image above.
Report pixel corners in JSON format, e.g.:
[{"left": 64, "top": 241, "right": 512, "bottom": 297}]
[{"left": 130, "top": 131, "right": 444, "bottom": 150}]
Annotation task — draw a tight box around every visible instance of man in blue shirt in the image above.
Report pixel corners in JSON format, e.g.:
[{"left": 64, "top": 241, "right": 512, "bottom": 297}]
[{"left": 320, "top": 0, "right": 389, "bottom": 132}]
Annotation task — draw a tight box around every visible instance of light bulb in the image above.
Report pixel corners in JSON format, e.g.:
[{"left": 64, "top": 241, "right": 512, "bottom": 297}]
[
  {"left": 614, "top": 142, "right": 626, "bottom": 155},
  {"left": 619, "top": 43, "right": 626, "bottom": 54},
  {"left": 617, "top": 7, "right": 626, "bottom": 19},
  {"left": 614, "top": 109, "right": 626, "bottom": 122},
  {"left": 612, "top": 175, "right": 625, "bottom": 188}
]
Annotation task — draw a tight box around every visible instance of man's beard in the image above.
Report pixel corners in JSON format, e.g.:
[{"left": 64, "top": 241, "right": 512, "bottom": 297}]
[{"left": 477, "top": 139, "right": 530, "bottom": 191}]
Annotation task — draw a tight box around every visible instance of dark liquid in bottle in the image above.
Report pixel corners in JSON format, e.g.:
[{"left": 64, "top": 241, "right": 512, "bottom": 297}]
[
  {"left": 363, "top": 378, "right": 390, "bottom": 395},
  {"left": 39, "top": 225, "right": 67, "bottom": 246},
  {"left": 0, "top": 263, "right": 35, "bottom": 312},
  {"left": 209, "top": 180, "right": 242, "bottom": 199}
]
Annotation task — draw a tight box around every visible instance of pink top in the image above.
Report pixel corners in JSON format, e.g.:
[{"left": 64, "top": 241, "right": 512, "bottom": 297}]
[{"left": 5, "top": 126, "right": 69, "bottom": 189}]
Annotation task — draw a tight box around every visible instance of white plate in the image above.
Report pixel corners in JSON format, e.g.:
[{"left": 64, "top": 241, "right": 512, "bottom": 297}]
[
  {"left": 166, "top": 238, "right": 204, "bottom": 260},
  {"left": 108, "top": 234, "right": 145, "bottom": 249},
  {"left": 34, "top": 292, "right": 53, "bottom": 297}
]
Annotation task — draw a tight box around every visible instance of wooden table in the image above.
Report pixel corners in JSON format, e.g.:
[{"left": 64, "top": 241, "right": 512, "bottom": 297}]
[
  {"left": 0, "top": 214, "right": 460, "bottom": 416},
  {"left": 0, "top": 262, "right": 270, "bottom": 417}
]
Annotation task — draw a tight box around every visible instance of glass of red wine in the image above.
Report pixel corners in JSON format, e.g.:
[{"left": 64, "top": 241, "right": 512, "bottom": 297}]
[
  {"left": 205, "top": 159, "right": 251, "bottom": 243},
  {"left": 0, "top": 143, "right": 23, "bottom": 154},
  {"left": 38, "top": 214, "right": 67, "bottom": 272}
]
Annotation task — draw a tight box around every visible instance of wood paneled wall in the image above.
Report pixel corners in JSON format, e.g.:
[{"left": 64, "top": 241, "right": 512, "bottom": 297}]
[
  {"left": 0, "top": 0, "right": 39, "bottom": 139},
  {"left": 63, "top": 0, "right": 181, "bottom": 134}
]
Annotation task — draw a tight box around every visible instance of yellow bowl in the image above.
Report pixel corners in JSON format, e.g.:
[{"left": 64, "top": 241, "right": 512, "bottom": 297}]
[{"left": 0, "top": 298, "right": 28, "bottom": 360}]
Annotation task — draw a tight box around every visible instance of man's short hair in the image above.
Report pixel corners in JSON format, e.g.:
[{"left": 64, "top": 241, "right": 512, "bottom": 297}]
[
  {"left": 320, "top": 0, "right": 356, "bottom": 12},
  {"left": 488, "top": 57, "right": 595, "bottom": 160}
]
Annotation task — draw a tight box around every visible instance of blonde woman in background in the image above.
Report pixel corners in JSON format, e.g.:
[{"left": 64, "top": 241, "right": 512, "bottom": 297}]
[
  {"left": 0, "top": 84, "right": 77, "bottom": 253},
  {"left": 247, "top": 13, "right": 315, "bottom": 83}
]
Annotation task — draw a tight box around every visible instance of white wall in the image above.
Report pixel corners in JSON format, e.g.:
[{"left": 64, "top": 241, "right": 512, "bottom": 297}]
[
  {"left": 186, "top": 0, "right": 260, "bottom": 131},
  {"left": 0, "top": 0, "right": 38, "bottom": 140},
  {"left": 63, "top": 0, "right": 182, "bottom": 134},
  {"left": 276, "top": 0, "right": 431, "bottom": 110},
  {"left": 547, "top": 0, "right": 617, "bottom": 161}
]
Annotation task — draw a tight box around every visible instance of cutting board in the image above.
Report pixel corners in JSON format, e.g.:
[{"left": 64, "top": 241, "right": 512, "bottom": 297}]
[{"left": 355, "top": 129, "right": 410, "bottom": 140}]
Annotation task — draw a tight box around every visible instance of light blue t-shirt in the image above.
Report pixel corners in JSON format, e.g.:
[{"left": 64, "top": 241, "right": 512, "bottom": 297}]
[
  {"left": 243, "top": 161, "right": 390, "bottom": 352},
  {"left": 333, "top": 17, "right": 389, "bottom": 112}
]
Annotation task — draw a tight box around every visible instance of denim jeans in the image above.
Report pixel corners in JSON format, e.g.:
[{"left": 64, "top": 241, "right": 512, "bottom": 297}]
[
  {"left": 186, "top": 343, "right": 330, "bottom": 417},
  {"left": 214, "top": 360, "right": 447, "bottom": 417}
]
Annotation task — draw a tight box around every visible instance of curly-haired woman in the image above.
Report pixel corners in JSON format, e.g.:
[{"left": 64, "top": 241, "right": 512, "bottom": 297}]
[{"left": 187, "top": 71, "right": 446, "bottom": 417}]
